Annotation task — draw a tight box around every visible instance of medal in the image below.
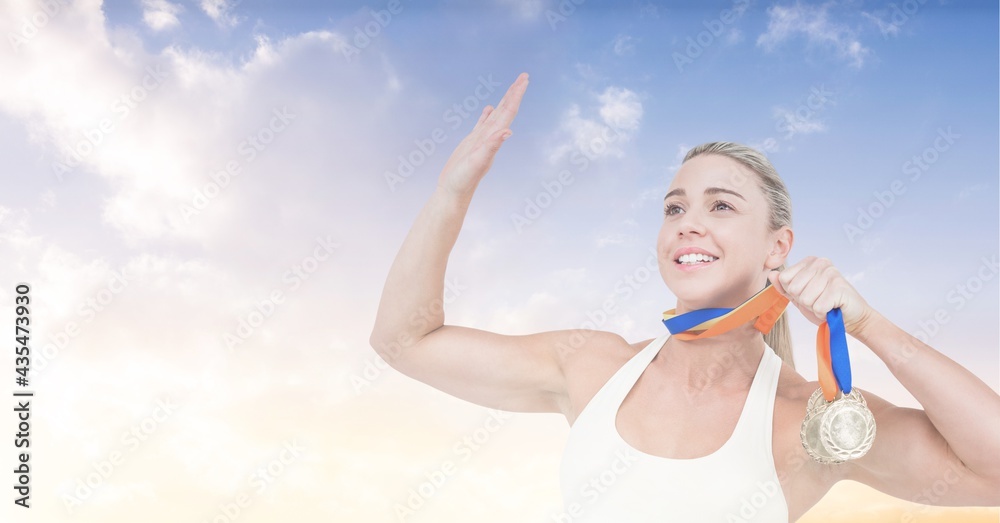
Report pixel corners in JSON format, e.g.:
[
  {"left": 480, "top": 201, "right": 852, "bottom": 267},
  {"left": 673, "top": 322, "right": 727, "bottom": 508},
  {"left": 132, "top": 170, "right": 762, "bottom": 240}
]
[
  {"left": 799, "top": 387, "right": 876, "bottom": 463},
  {"left": 800, "top": 403, "right": 843, "bottom": 464},
  {"left": 820, "top": 392, "right": 876, "bottom": 461},
  {"left": 663, "top": 280, "right": 877, "bottom": 464},
  {"left": 803, "top": 308, "right": 876, "bottom": 463}
]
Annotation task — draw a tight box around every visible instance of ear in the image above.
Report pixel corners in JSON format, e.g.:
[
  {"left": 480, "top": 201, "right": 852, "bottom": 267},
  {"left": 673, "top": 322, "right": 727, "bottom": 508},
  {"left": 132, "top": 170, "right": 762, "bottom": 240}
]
[{"left": 766, "top": 226, "right": 793, "bottom": 269}]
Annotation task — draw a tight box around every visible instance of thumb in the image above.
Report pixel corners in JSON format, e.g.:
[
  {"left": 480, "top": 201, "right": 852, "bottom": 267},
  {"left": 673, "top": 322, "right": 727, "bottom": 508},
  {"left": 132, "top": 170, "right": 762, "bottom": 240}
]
[{"left": 486, "top": 128, "right": 512, "bottom": 154}]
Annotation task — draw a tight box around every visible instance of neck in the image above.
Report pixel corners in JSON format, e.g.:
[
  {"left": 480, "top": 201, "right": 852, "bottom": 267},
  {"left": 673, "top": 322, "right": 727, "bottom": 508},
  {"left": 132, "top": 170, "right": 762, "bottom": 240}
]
[
  {"left": 673, "top": 281, "right": 764, "bottom": 315},
  {"left": 658, "top": 321, "right": 766, "bottom": 394}
]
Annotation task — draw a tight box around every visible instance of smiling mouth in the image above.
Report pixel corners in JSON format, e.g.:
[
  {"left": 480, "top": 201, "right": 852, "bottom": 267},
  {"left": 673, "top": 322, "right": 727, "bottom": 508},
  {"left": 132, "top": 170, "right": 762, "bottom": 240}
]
[{"left": 675, "top": 255, "right": 719, "bottom": 266}]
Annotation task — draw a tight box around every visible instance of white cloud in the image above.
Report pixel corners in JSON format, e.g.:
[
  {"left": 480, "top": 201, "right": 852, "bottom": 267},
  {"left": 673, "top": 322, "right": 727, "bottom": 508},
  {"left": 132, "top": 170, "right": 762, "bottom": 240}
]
[
  {"left": 771, "top": 106, "right": 827, "bottom": 136},
  {"left": 141, "top": 0, "right": 183, "bottom": 32},
  {"left": 547, "top": 86, "right": 643, "bottom": 163},
  {"left": 0, "top": 1, "right": 408, "bottom": 247},
  {"left": 756, "top": 3, "right": 871, "bottom": 68},
  {"left": 861, "top": 11, "right": 900, "bottom": 38},
  {"left": 612, "top": 34, "right": 635, "bottom": 56},
  {"left": 748, "top": 138, "right": 782, "bottom": 154},
  {"left": 955, "top": 182, "right": 988, "bottom": 201},
  {"left": 0, "top": 5, "right": 417, "bottom": 441},
  {"left": 726, "top": 27, "right": 744, "bottom": 45},
  {"left": 200, "top": 0, "right": 241, "bottom": 28},
  {"left": 639, "top": 2, "right": 660, "bottom": 19},
  {"left": 598, "top": 86, "right": 642, "bottom": 131},
  {"left": 0, "top": 206, "right": 41, "bottom": 267},
  {"left": 574, "top": 62, "right": 601, "bottom": 82}
]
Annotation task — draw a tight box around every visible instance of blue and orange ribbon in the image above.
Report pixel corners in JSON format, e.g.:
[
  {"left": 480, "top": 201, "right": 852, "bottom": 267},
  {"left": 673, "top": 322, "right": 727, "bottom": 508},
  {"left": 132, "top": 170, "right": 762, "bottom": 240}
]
[{"left": 662, "top": 281, "right": 851, "bottom": 402}]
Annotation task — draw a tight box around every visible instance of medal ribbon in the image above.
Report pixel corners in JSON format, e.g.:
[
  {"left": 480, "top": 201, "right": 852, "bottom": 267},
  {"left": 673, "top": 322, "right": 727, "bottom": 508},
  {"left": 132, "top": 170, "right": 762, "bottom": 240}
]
[{"left": 662, "top": 281, "right": 852, "bottom": 402}]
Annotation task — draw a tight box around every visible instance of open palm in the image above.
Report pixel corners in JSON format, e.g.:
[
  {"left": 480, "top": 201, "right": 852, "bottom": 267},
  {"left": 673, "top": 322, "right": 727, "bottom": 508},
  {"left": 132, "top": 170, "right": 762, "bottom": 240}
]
[{"left": 437, "top": 72, "right": 529, "bottom": 203}]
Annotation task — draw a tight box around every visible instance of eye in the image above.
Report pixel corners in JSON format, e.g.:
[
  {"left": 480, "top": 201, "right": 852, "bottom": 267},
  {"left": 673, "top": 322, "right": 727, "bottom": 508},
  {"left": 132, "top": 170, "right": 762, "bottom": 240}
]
[
  {"left": 664, "top": 204, "right": 681, "bottom": 216},
  {"left": 664, "top": 201, "right": 734, "bottom": 217}
]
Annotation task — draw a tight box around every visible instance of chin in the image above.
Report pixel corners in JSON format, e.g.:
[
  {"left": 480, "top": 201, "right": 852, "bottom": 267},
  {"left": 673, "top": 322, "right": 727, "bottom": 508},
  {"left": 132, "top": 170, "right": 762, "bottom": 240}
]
[{"left": 668, "top": 281, "right": 713, "bottom": 301}]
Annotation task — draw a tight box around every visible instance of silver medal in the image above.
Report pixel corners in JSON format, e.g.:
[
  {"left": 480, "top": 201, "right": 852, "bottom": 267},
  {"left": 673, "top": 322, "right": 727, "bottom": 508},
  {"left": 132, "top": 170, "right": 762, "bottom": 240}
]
[
  {"left": 799, "top": 387, "right": 876, "bottom": 464},
  {"left": 800, "top": 403, "right": 844, "bottom": 464},
  {"left": 820, "top": 390, "right": 876, "bottom": 461},
  {"left": 805, "top": 386, "right": 826, "bottom": 414}
]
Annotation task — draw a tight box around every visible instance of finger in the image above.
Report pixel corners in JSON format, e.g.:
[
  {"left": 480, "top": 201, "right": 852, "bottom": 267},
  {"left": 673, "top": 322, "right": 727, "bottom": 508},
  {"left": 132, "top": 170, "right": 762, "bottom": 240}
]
[
  {"left": 813, "top": 271, "right": 851, "bottom": 319},
  {"left": 466, "top": 128, "right": 512, "bottom": 171},
  {"left": 774, "top": 257, "right": 808, "bottom": 297},
  {"left": 498, "top": 72, "right": 529, "bottom": 118},
  {"left": 793, "top": 261, "right": 829, "bottom": 304},
  {"left": 456, "top": 105, "right": 496, "bottom": 152},
  {"left": 491, "top": 73, "right": 526, "bottom": 116},
  {"left": 475, "top": 105, "right": 494, "bottom": 128},
  {"left": 800, "top": 269, "right": 833, "bottom": 317},
  {"left": 487, "top": 72, "right": 529, "bottom": 128},
  {"left": 469, "top": 74, "right": 525, "bottom": 141}
]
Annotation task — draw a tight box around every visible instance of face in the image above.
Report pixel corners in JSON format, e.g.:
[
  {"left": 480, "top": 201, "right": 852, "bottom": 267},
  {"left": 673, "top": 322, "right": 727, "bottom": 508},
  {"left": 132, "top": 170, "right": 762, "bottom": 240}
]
[{"left": 657, "top": 153, "right": 792, "bottom": 312}]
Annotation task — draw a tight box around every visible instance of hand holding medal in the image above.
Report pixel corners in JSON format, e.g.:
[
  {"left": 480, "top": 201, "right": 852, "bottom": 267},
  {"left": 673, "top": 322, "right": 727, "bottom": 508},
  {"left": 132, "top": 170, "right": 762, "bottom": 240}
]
[
  {"left": 767, "top": 258, "right": 877, "bottom": 464},
  {"left": 662, "top": 257, "right": 877, "bottom": 465}
]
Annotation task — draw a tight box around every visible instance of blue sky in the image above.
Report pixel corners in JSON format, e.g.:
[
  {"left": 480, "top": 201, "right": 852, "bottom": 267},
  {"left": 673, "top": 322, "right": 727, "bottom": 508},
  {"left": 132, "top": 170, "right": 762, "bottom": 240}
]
[{"left": 0, "top": 1, "right": 997, "bottom": 522}]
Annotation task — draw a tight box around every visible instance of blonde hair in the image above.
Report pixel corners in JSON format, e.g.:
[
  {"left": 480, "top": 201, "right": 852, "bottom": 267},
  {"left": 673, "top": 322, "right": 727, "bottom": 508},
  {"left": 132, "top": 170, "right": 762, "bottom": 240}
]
[{"left": 681, "top": 141, "right": 795, "bottom": 369}]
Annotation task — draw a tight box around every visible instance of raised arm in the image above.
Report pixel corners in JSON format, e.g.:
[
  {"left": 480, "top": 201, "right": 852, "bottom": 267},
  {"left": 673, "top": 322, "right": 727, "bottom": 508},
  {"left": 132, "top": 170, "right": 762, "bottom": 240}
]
[{"left": 368, "top": 72, "right": 603, "bottom": 414}]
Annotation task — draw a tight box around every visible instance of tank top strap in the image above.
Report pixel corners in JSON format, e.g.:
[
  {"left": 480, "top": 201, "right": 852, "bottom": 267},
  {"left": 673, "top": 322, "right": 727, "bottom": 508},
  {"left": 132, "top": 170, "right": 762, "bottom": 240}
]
[
  {"left": 602, "top": 333, "right": 671, "bottom": 407},
  {"left": 569, "top": 333, "right": 669, "bottom": 431},
  {"left": 559, "top": 338, "right": 790, "bottom": 522},
  {"left": 728, "top": 345, "right": 782, "bottom": 452}
]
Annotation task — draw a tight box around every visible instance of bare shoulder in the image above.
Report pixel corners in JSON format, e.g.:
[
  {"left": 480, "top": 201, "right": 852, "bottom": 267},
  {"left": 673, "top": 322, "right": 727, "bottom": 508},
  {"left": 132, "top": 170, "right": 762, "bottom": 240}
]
[{"left": 558, "top": 331, "right": 655, "bottom": 425}]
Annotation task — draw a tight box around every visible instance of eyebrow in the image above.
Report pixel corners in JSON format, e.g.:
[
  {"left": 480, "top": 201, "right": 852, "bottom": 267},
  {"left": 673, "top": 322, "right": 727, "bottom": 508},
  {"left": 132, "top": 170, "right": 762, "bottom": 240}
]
[{"left": 663, "top": 187, "right": 746, "bottom": 202}]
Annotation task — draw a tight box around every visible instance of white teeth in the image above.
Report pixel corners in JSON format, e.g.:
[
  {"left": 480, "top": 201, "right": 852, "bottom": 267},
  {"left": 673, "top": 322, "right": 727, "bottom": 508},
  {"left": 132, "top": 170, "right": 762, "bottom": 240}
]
[{"left": 678, "top": 253, "right": 718, "bottom": 264}]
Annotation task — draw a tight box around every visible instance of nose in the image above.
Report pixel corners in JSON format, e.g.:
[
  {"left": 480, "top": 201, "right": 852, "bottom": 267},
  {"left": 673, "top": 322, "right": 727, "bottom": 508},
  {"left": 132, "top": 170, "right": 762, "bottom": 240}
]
[{"left": 675, "top": 209, "right": 705, "bottom": 237}]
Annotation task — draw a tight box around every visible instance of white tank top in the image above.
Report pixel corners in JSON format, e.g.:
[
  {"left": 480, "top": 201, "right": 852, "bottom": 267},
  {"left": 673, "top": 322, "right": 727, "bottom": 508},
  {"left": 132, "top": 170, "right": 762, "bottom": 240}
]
[{"left": 558, "top": 333, "right": 789, "bottom": 522}]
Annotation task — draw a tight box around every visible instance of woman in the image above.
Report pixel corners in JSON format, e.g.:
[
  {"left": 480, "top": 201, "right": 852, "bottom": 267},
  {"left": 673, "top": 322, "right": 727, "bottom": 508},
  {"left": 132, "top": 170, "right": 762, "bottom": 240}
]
[{"left": 368, "top": 72, "right": 1000, "bottom": 521}]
